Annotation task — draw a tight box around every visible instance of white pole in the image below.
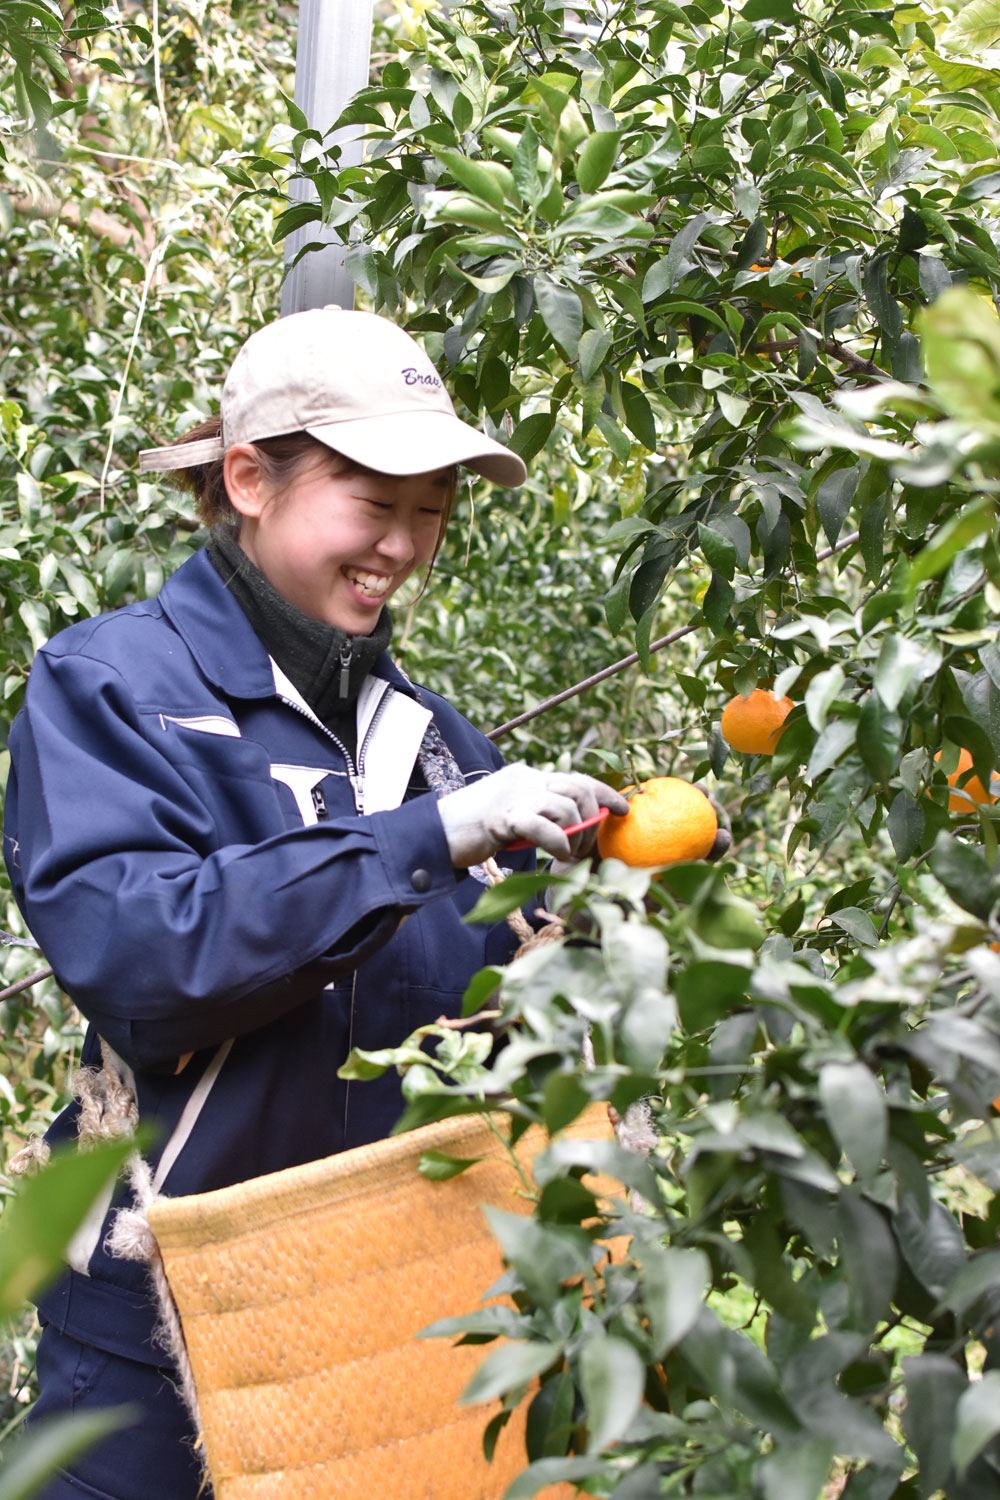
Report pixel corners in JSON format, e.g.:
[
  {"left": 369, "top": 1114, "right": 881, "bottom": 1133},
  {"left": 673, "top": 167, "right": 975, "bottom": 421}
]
[{"left": 281, "top": 0, "right": 374, "bottom": 316}]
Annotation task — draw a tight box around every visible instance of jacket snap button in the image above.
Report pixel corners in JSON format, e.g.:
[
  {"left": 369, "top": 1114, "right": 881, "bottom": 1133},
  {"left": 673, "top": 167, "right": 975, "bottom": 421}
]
[{"left": 410, "top": 868, "right": 431, "bottom": 893}]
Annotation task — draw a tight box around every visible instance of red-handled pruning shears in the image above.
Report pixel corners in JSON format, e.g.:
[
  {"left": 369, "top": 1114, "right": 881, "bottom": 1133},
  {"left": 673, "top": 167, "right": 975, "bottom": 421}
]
[{"left": 505, "top": 805, "right": 611, "bottom": 851}]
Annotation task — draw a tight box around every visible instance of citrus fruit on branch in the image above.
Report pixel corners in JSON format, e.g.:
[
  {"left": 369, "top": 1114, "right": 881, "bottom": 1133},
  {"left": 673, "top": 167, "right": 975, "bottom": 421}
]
[
  {"left": 596, "top": 777, "right": 719, "bottom": 867},
  {"left": 934, "top": 747, "right": 997, "bottom": 812},
  {"left": 721, "top": 689, "right": 793, "bottom": 756}
]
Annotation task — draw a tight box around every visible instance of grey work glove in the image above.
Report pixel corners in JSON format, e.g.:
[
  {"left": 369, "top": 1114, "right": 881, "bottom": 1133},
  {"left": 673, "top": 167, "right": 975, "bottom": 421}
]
[{"left": 436, "top": 763, "right": 629, "bottom": 868}]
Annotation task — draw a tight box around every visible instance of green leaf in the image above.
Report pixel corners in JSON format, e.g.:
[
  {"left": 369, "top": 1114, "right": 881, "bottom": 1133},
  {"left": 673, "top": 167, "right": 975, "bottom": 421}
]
[
  {"left": 534, "top": 276, "right": 583, "bottom": 354},
  {"left": 540, "top": 1074, "right": 590, "bottom": 1136},
  {"left": 863, "top": 253, "right": 902, "bottom": 342},
  {"left": 503, "top": 1457, "right": 605, "bottom": 1500},
  {"left": 893, "top": 1194, "right": 966, "bottom": 1299},
  {"left": 838, "top": 1465, "right": 905, "bottom": 1500},
  {"left": 433, "top": 149, "right": 508, "bottom": 210},
  {"left": 16, "top": 599, "right": 48, "bottom": 655},
  {"left": 703, "top": 572, "right": 735, "bottom": 635},
  {"left": 742, "top": 0, "right": 797, "bottom": 20},
  {"left": 929, "top": 832, "right": 996, "bottom": 921},
  {"left": 681, "top": 1308, "right": 803, "bottom": 1439},
  {"left": 923, "top": 256, "right": 953, "bottom": 306},
  {"left": 816, "top": 466, "right": 859, "bottom": 548},
  {"left": 905, "top": 499, "right": 995, "bottom": 598},
  {"left": 578, "top": 1335, "right": 645, "bottom": 1452},
  {"left": 508, "top": 412, "right": 554, "bottom": 464},
  {"left": 0, "top": 1138, "right": 137, "bottom": 1316},
  {"left": 596, "top": 412, "right": 631, "bottom": 464},
  {"left": 805, "top": 664, "right": 845, "bottom": 734},
  {"left": 955, "top": 168, "right": 1000, "bottom": 203},
  {"left": 874, "top": 634, "right": 939, "bottom": 711},
  {"left": 699, "top": 523, "right": 737, "bottom": 579},
  {"left": 188, "top": 103, "right": 243, "bottom": 148},
  {"left": 760, "top": 1439, "right": 835, "bottom": 1500},
  {"left": 621, "top": 383, "right": 656, "bottom": 450},
  {"left": 0, "top": 1409, "right": 138, "bottom": 1500},
  {"left": 578, "top": 328, "right": 611, "bottom": 383},
  {"left": 575, "top": 131, "right": 620, "bottom": 193},
  {"left": 827, "top": 906, "right": 879, "bottom": 948},
  {"left": 836, "top": 1191, "right": 897, "bottom": 1332},
  {"left": 819, "top": 1061, "right": 887, "bottom": 1181},
  {"left": 525, "top": 1370, "right": 575, "bottom": 1462},
  {"left": 461, "top": 1340, "right": 563, "bottom": 1405},
  {"left": 344, "top": 244, "right": 378, "bottom": 299},
  {"left": 675, "top": 958, "right": 751, "bottom": 1029},
  {"left": 512, "top": 121, "right": 544, "bottom": 207},
  {"left": 635, "top": 1245, "right": 710, "bottom": 1359},
  {"left": 857, "top": 695, "right": 900, "bottom": 786},
  {"left": 418, "top": 1149, "right": 484, "bottom": 1180},
  {"left": 483, "top": 1208, "right": 592, "bottom": 1309},
  {"left": 806, "top": 720, "right": 856, "bottom": 781},
  {"left": 283, "top": 90, "right": 308, "bottom": 131},
  {"left": 902, "top": 1355, "right": 966, "bottom": 1495},
  {"left": 942, "top": 0, "right": 1000, "bottom": 50},
  {"left": 533, "top": 1137, "right": 659, "bottom": 1202},
  {"left": 465, "top": 874, "right": 555, "bottom": 924},
  {"left": 887, "top": 791, "right": 925, "bottom": 861},
  {"left": 953, "top": 1370, "right": 1000, "bottom": 1476},
  {"left": 939, "top": 1248, "right": 1000, "bottom": 1314},
  {"left": 717, "top": 391, "right": 750, "bottom": 427},
  {"left": 919, "top": 286, "right": 1000, "bottom": 424},
  {"left": 462, "top": 966, "right": 503, "bottom": 1019},
  {"left": 959, "top": 670, "right": 1000, "bottom": 760},
  {"left": 605, "top": 572, "right": 630, "bottom": 635},
  {"left": 653, "top": 212, "right": 712, "bottom": 298}
]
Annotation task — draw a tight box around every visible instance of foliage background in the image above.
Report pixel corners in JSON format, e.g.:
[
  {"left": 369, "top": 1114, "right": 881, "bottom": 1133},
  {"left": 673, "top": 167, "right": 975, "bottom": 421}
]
[{"left": 3, "top": 0, "right": 1000, "bottom": 1495}]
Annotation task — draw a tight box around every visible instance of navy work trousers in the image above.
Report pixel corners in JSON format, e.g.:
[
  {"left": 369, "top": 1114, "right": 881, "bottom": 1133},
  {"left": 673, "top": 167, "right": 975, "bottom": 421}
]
[{"left": 29, "top": 1323, "right": 209, "bottom": 1499}]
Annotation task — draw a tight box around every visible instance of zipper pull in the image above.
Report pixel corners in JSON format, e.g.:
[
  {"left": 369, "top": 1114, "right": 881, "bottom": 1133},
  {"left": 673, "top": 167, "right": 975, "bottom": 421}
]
[
  {"left": 338, "top": 641, "right": 353, "bottom": 700},
  {"left": 350, "top": 773, "right": 365, "bottom": 815},
  {"left": 311, "top": 785, "right": 328, "bottom": 821}
]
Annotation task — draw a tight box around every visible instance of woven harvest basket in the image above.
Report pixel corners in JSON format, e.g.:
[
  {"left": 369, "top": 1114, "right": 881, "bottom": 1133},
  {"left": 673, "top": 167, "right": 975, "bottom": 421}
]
[{"left": 148, "top": 1106, "right": 612, "bottom": 1500}]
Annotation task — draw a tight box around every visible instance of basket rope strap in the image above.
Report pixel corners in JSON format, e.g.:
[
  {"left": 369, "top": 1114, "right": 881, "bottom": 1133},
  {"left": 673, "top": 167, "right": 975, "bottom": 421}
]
[
  {"left": 107, "top": 1151, "right": 203, "bottom": 1443},
  {"left": 481, "top": 856, "right": 566, "bottom": 956},
  {"left": 101, "top": 1041, "right": 235, "bottom": 1452}
]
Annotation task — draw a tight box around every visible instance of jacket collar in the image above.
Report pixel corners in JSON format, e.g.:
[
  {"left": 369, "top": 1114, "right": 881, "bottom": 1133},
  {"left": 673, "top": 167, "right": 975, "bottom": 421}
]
[{"left": 158, "top": 548, "right": 418, "bottom": 702}]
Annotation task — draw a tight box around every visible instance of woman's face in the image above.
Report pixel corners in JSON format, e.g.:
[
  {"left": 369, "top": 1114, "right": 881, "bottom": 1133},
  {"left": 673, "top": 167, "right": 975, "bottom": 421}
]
[{"left": 233, "top": 455, "right": 451, "bottom": 634}]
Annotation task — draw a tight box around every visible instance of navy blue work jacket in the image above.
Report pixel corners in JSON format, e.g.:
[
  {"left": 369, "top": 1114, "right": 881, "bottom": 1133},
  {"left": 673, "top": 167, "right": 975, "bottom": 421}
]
[{"left": 4, "top": 547, "right": 533, "bottom": 1362}]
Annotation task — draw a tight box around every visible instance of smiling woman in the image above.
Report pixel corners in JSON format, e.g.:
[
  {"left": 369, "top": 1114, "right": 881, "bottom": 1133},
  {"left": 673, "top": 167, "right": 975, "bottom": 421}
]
[
  {"left": 223, "top": 450, "right": 454, "bottom": 633},
  {"left": 3, "top": 306, "right": 628, "bottom": 1500}
]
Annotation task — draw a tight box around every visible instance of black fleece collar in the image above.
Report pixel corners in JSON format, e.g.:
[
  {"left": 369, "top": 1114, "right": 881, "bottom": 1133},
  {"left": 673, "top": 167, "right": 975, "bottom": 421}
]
[{"left": 207, "top": 526, "right": 393, "bottom": 723}]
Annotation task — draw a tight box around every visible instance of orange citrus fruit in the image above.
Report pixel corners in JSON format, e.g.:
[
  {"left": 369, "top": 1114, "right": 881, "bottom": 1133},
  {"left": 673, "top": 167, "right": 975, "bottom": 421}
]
[
  {"left": 934, "top": 748, "right": 996, "bottom": 812},
  {"left": 720, "top": 689, "right": 793, "bottom": 755},
  {"left": 596, "top": 777, "right": 718, "bottom": 867}
]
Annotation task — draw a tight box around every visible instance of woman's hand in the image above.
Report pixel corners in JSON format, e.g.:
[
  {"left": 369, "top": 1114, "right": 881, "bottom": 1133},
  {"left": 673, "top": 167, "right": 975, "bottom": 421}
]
[{"left": 436, "top": 764, "right": 629, "bottom": 867}]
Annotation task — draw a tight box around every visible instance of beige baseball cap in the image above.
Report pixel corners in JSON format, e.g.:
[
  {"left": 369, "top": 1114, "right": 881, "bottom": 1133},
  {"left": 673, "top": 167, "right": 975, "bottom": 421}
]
[{"left": 138, "top": 307, "right": 527, "bottom": 487}]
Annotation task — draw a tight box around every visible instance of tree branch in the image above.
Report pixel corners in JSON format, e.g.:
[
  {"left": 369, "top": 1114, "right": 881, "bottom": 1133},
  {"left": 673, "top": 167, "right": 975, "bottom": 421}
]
[
  {"left": 488, "top": 623, "right": 699, "bottom": 741},
  {"left": 752, "top": 336, "right": 889, "bottom": 378},
  {"left": 10, "top": 189, "right": 149, "bottom": 253},
  {"left": 0, "top": 967, "right": 54, "bottom": 1004}
]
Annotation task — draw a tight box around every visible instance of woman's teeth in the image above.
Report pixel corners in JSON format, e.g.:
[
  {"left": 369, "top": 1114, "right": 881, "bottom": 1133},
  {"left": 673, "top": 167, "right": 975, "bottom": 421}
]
[{"left": 345, "top": 568, "right": 390, "bottom": 599}]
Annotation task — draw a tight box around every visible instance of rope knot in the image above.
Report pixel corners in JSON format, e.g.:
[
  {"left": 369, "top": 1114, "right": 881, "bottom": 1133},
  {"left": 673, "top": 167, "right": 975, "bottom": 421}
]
[
  {"left": 73, "top": 1041, "right": 139, "bottom": 1149},
  {"left": 7, "top": 1135, "right": 51, "bottom": 1177},
  {"left": 106, "top": 1204, "right": 157, "bottom": 1262}
]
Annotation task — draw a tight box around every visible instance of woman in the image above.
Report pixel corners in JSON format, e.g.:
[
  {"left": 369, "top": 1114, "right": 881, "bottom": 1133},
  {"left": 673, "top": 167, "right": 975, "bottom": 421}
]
[{"left": 4, "top": 307, "right": 626, "bottom": 1499}]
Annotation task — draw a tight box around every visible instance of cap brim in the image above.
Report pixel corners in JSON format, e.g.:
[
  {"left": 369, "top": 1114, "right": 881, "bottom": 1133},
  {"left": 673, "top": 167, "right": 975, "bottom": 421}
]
[{"left": 304, "top": 410, "right": 527, "bottom": 488}]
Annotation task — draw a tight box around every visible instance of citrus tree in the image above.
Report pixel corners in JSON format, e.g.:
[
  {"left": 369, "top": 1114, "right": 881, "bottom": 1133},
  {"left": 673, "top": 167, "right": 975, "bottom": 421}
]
[{"left": 262, "top": 1, "right": 1000, "bottom": 1494}]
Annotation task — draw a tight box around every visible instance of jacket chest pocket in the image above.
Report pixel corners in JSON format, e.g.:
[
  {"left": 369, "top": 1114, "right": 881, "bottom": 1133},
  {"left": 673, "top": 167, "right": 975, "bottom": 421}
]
[
  {"left": 269, "top": 764, "right": 351, "bottom": 826},
  {"left": 142, "top": 711, "right": 285, "bottom": 846}
]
